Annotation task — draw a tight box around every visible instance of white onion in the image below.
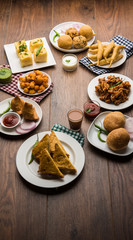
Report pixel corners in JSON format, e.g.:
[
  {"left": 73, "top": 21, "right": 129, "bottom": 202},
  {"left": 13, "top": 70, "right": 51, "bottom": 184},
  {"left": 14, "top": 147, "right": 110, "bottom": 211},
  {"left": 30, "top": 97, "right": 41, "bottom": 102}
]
[{"left": 20, "top": 121, "right": 36, "bottom": 130}]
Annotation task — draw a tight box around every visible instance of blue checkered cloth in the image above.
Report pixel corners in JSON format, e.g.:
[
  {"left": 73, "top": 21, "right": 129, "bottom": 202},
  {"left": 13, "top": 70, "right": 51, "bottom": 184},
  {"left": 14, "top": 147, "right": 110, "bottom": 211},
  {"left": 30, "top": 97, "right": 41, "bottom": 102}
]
[
  {"left": 79, "top": 35, "right": 133, "bottom": 75},
  {"left": 51, "top": 123, "right": 84, "bottom": 147}
]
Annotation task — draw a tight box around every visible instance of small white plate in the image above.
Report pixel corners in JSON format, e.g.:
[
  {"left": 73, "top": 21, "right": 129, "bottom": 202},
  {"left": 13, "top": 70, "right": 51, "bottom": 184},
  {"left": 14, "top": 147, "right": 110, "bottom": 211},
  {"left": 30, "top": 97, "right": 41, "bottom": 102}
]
[
  {"left": 49, "top": 21, "right": 95, "bottom": 53},
  {"left": 4, "top": 37, "right": 56, "bottom": 74},
  {"left": 87, "top": 42, "right": 127, "bottom": 68},
  {"left": 16, "top": 131, "right": 85, "bottom": 188},
  {"left": 88, "top": 73, "right": 133, "bottom": 110},
  {"left": 0, "top": 97, "right": 42, "bottom": 135},
  {"left": 87, "top": 111, "right": 133, "bottom": 156},
  {"left": 18, "top": 71, "right": 51, "bottom": 96}
]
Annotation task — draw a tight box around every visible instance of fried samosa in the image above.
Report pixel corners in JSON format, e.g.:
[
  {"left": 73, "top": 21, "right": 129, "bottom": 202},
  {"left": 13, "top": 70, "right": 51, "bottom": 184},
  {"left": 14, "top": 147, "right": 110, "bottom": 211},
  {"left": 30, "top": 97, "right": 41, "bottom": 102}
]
[
  {"left": 22, "top": 102, "right": 39, "bottom": 121},
  {"left": 11, "top": 95, "right": 25, "bottom": 115}
]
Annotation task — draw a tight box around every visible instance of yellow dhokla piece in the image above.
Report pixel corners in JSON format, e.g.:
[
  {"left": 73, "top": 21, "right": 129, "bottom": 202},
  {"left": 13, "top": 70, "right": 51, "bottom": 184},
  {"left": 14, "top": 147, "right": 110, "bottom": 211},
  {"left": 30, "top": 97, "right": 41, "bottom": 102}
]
[
  {"left": 49, "top": 131, "right": 69, "bottom": 157},
  {"left": 34, "top": 47, "right": 47, "bottom": 63},
  {"left": 53, "top": 143, "right": 77, "bottom": 174},
  {"left": 19, "top": 51, "right": 33, "bottom": 67},
  {"left": 29, "top": 38, "right": 43, "bottom": 53},
  {"left": 14, "top": 40, "right": 28, "bottom": 55},
  {"left": 32, "top": 134, "right": 50, "bottom": 162},
  {"left": 38, "top": 148, "right": 64, "bottom": 178}
]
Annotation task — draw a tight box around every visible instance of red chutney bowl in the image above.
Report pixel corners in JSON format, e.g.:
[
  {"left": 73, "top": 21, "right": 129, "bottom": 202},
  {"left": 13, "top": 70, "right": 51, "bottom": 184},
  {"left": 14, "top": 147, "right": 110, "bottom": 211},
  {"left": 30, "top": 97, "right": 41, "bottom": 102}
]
[
  {"left": 1, "top": 112, "right": 21, "bottom": 129},
  {"left": 84, "top": 101, "right": 100, "bottom": 119}
]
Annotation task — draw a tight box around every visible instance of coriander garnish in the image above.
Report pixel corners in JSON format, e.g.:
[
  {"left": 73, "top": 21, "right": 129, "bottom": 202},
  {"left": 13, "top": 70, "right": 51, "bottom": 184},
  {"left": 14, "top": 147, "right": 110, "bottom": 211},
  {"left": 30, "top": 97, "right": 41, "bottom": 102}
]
[{"left": 65, "top": 59, "right": 71, "bottom": 63}]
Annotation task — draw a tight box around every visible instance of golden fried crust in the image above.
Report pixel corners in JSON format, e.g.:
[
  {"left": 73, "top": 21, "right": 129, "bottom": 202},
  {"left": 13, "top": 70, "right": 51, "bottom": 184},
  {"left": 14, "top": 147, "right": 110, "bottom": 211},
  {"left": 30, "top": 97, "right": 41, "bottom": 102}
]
[
  {"left": 49, "top": 131, "right": 69, "bottom": 157},
  {"left": 57, "top": 35, "right": 73, "bottom": 49},
  {"left": 53, "top": 143, "right": 77, "bottom": 174},
  {"left": 22, "top": 102, "right": 39, "bottom": 121},
  {"left": 65, "top": 28, "right": 79, "bottom": 39},
  {"left": 32, "top": 134, "right": 49, "bottom": 162},
  {"left": 79, "top": 24, "right": 94, "bottom": 41},
  {"left": 73, "top": 35, "right": 87, "bottom": 49},
  {"left": 106, "top": 128, "right": 130, "bottom": 151},
  {"left": 11, "top": 95, "right": 25, "bottom": 115},
  {"left": 103, "top": 111, "right": 125, "bottom": 132},
  {"left": 38, "top": 149, "right": 64, "bottom": 178}
]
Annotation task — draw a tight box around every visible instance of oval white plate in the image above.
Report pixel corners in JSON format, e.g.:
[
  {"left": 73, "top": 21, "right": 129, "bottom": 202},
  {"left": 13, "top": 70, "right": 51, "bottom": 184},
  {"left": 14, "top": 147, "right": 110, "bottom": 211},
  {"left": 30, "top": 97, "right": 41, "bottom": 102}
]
[
  {"left": 16, "top": 131, "right": 85, "bottom": 188},
  {"left": 0, "top": 97, "right": 42, "bottom": 135},
  {"left": 49, "top": 21, "right": 95, "bottom": 53},
  {"left": 18, "top": 71, "right": 51, "bottom": 96},
  {"left": 87, "top": 42, "right": 127, "bottom": 68},
  {"left": 87, "top": 111, "right": 133, "bottom": 156},
  {"left": 88, "top": 73, "right": 133, "bottom": 110}
]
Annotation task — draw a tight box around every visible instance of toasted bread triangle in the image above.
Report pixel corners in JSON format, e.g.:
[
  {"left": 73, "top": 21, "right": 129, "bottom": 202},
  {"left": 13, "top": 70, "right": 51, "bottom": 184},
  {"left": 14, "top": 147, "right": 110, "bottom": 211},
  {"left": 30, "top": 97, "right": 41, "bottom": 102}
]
[
  {"left": 49, "top": 131, "right": 69, "bottom": 157},
  {"left": 38, "top": 148, "right": 64, "bottom": 178},
  {"left": 32, "top": 134, "right": 49, "bottom": 162},
  {"left": 53, "top": 143, "right": 77, "bottom": 174}
]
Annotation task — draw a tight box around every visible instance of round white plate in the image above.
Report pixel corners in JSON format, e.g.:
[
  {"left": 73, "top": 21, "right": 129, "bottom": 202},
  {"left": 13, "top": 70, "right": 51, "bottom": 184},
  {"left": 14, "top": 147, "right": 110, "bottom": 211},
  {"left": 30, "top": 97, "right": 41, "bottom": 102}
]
[
  {"left": 87, "top": 111, "right": 133, "bottom": 156},
  {"left": 16, "top": 131, "right": 85, "bottom": 188},
  {"left": 49, "top": 21, "right": 95, "bottom": 53},
  {"left": 88, "top": 73, "right": 133, "bottom": 110},
  {"left": 87, "top": 42, "right": 127, "bottom": 68},
  {"left": 18, "top": 71, "right": 51, "bottom": 96},
  {"left": 0, "top": 97, "right": 42, "bottom": 135}
]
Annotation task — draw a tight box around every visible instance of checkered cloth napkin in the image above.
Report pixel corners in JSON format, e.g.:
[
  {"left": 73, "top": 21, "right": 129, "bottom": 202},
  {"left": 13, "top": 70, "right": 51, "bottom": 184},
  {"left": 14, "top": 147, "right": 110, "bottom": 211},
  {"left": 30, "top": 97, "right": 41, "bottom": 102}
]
[
  {"left": 51, "top": 123, "right": 84, "bottom": 147},
  {"left": 0, "top": 64, "right": 53, "bottom": 103},
  {"left": 79, "top": 35, "right": 133, "bottom": 75}
]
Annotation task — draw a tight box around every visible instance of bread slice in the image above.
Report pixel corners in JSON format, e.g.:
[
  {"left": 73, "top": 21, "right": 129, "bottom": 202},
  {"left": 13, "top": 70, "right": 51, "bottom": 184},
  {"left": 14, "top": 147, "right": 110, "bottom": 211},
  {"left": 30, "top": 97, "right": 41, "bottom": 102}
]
[
  {"left": 49, "top": 131, "right": 69, "bottom": 157},
  {"left": 38, "top": 148, "right": 64, "bottom": 178},
  {"left": 32, "top": 134, "right": 49, "bottom": 162},
  {"left": 53, "top": 143, "right": 77, "bottom": 174}
]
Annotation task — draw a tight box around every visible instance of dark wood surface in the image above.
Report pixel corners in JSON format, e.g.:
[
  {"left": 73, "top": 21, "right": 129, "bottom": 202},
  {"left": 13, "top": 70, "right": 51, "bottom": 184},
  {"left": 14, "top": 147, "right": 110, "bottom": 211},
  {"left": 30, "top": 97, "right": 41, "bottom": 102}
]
[{"left": 0, "top": 0, "right": 133, "bottom": 240}]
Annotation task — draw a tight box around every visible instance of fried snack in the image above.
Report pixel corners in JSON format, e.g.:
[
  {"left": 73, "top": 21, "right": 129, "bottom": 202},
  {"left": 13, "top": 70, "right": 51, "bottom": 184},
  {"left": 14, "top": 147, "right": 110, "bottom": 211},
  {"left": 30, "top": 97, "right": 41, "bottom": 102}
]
[
  {"left": 109, "top": 44, "right": 126, "bottom": 67},
  {"left": 65, "top": 27, "right": 79, "bottom": 39},
  {"left": 22, "top": 102, "right": 39, "bottom": 121},
  {"left": 57, "top": 35, "right": 73, "bottom": 49},
  {"left": 95, "top": 75, "right": 131, "bottom": 105},
  {"left": 79, "top": 25, "right": 95, "bottom": 41},
  {"left": 49, "top": 131, "right": 69, "bottom": 157},
  {"left": 53, "top": 143, "right": 77, "bottom": 174},
  {"left": 103, "top": 40, "right": 115, "bottom": 59},
  {"left": 88, "top": 54, "right": 123, "bottom": 66},
  {"left": 106, "top": 128, "right": 130, "bottom": 151},
  {"left": 32, "top": 134, "right": 50, "bottom": 162},
  {"left": 97, "top": 40, "right": 104, "bottom": 65},
  {"left": 11, "top": 95, "right": 25, "bottom": 115},
  {"left": 103, "top": 111, "right": 125, "bottom": 132},
  {"left": 73, "top": 35, "right": 87, "bottom": 49},
  {"left": 38, "top": 148, "right": 64, "bottom": 178}
]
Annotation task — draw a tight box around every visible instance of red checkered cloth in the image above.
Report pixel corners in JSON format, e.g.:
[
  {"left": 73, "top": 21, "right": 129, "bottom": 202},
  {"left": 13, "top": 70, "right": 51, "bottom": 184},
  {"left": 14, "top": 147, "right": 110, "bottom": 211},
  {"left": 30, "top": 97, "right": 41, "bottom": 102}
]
[{"left": 0, "top": 64, "right": 54, "bottom": 103}]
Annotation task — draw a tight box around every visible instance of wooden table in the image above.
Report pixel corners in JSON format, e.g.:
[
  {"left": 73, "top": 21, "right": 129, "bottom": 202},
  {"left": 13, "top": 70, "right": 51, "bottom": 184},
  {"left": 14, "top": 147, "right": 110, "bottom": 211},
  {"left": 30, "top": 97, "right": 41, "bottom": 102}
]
[{"left": 0, "top": 0, "right": 133, "bottom": 239}]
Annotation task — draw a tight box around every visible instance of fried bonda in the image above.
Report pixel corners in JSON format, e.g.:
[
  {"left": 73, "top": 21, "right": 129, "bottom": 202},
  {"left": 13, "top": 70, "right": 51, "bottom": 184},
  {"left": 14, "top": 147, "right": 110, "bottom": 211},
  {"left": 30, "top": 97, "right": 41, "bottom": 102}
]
[
  {"left": 65, "top": 27, "right": 79, "bottom": 39},
  {"left": 57, "top": 35, "right": 73, "bottom": 49}
]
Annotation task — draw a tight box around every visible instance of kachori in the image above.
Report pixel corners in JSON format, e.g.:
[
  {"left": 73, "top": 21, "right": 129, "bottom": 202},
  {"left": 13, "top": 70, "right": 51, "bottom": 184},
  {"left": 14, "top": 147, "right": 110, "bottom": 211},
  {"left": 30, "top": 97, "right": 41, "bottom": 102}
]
[
  {"left": 107, "top": 128, "right": 130, "bottom": 151},
  {"left": 103, "top": 111, "right": 125, "bottom": 132}
]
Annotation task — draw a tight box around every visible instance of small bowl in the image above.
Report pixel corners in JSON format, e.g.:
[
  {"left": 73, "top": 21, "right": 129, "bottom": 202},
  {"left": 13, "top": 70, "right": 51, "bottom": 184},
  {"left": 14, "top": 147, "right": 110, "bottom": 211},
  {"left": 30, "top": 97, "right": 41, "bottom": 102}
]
[
  {"left": 1, "top": 112, "right": 21, "bottom": 129},
  {"left": 84, "top": 101, "right": 100, "bottom": 119}
]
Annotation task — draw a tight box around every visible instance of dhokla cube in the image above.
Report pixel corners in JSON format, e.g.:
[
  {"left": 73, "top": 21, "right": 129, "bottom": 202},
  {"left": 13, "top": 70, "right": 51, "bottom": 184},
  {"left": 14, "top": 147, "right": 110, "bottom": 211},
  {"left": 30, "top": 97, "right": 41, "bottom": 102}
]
[
  {"left": 34, "top": 47, "right": 47, "bottom": 63},
  {"left": 19, "top": 51, "right": 33, "bottom": 67},
  {"left": 14, "top": 40, "right": 28, "bottom": 55},
  {"left": 29, "top": 38, "right": 43, "bottom": 53}
]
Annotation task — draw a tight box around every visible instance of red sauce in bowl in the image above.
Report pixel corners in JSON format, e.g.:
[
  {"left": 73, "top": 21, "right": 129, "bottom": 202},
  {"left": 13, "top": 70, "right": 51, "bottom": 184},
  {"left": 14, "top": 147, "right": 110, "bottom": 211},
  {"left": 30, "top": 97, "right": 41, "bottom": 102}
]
[
  {"left": 84, "top": 102, "right": 100, "bottom": 119},
  {"left": 3, "top": 114, "right": 19, "bottom": 127}
]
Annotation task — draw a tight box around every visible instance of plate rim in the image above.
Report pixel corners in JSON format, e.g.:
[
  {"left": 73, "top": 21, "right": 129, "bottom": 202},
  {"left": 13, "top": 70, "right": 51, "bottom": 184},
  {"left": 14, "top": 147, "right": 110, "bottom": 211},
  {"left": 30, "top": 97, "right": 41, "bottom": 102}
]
[
  {"left": 87, "top": 111, "right": 133, "bottom": 156},
  {"left": 49, "top": 21, "right": 95, "bottom": 53},
  {"left": 0, "top": 97, "right": 42, "bottom": 135},
  {"left": 16, "top": 131, "right": 85, "bottom": 188},
  {"left": 87, "top": 73, "right": 133, "bottom": 110},
  {"left": 17, "top": 70, "right": 51, "bottom": 96}
]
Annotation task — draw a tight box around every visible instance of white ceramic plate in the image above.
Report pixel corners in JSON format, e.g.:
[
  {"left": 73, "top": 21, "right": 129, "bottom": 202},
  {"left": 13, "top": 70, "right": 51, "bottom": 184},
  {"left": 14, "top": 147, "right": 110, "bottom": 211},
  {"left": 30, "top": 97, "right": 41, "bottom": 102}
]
[
  {"left": 16, "top": 131, "right": 85, "bottom": 188},
  {"left": 0, "top": 97, "right": 42, "bottom": 135},
  {"left": 18, "top": 71, "right": 51, "bottom": 96},
  {"left": 87, "top": 42, "right": 127, "bottom": 68},
  {"left": 87, "top": 111, "right": 133, "bottom": 156},
  {"left": 88, "top": 73, "right": 133, "bottom": 110},
  {"left": 4, "top": 37, "right": 56, "bottom": 74},
  {"left": 49, "top": 21, "right": 95, "bottom": 53}
]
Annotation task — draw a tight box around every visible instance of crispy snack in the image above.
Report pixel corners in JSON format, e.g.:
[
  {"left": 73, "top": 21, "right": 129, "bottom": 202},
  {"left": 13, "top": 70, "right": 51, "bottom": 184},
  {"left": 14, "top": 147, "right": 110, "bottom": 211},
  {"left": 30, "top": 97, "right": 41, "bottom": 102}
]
[
  {"left": 79, "top": 24, "right": 95, "bottom": 41},
  {"left": 57, "top": 35, "right": 73, "bottom": 49},
  {"left": 19, "top": 70, "right": 49, "bottom": 94},
  {"left": 103, "top": 111, "right": 125, "bottom": 132},
  {"left": 52, "top": 143, "right": 77, "bottom": 174},
  {"left": 11, "top": 95, "right": 25, "bottom": 115},
  {"left": 65, "top": 27, "right": 79, "bottom": 39},
  {"left": 49, "top": 130, "right": 69, "bottom": 157},
  {"left": 107, "top": 128, "right": 130, "bottom": 151},
  {"left": 38, "top": 148, "right": 64, "bottom": 178},
  {"left": 73, "top": 35, "right": 87, "bottom": 49},
  {"left": 22, "top": 102, "right": 39, "bottom": 121},
  {"left": 95, "top": 75, "right": 131, "bottom": 105},
  {"left": 32, "top": 134, "right": 50, "bottom": 162}
]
